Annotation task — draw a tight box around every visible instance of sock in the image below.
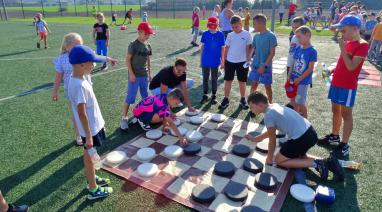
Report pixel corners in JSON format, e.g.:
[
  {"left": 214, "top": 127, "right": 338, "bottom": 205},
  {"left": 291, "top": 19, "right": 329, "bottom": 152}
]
[{"left": 90, "top": 185, "right": 99, "bottom": 192}]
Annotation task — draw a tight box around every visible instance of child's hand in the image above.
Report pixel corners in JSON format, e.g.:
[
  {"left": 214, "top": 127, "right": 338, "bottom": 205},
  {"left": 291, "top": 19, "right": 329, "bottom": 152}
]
[
  {"left": 52, "top": 93, "right": 58, "bottom": 102},
  {"left": 188, "top": 107, "right": 197, "bottom": 112},
  {"left": 338, "top": 37, "right": 346, "bottom": 51},
  {"left": 179, "top": 136, "right": 187, "bottom": 145},
  {"left": 162, "top": 127, "right": 170, "bottom": 134},
  {"left": 129, "top": 74, "right": 136, "bottom": 83},
  {"left": 245, "top": 134, "right": 263, "bottom": 142},
  {"left": 257, "top": 66, "right": 266, "bottom": 74},
  {"left": 294, "top": 77, "right": 301, "bottom": 85},
  {"left": 106, "top": 57, "right": 118, "bottom": 66},
  {"left": 85, "top": 137, "right": 94, "bottom": 149}
]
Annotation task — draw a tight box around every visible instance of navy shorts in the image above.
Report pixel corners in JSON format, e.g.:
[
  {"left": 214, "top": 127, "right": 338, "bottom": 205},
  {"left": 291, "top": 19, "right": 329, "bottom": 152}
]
[
  {"left": 81, "top": 128, "right": 106, "bottom": 149},
  {"left": 280, "top": 126, "right": 317, "bottom": 159}
]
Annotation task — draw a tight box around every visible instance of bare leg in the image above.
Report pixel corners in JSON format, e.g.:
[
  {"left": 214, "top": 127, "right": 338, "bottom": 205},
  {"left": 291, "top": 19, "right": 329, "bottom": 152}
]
[
  {"left": 121, "top": 103, "right": 130, "bottom": 118},
  {"left": 341, "top": 105, "right": 353, "bottom": 143},
  {"left": 250, "top": 81, "right": 259, "bottom": 94},
  {"left": 84, "top": 149, "right": 97, "bottom": 190},
  {"left": 331, "top": 102, "right": 342, "bottom": 135},
  {"left": 224, "top": 80, "right": 233, "bottom": 98},
  {"left": 299, "top": 104, "right": 308, "bottom": 118},
  {"left": 44, "top": 36, "right": 47, "bottom": 48},
  {"left": 151, "top": 114, "right": 163, "bottom": 124},
  {"left": 0, "top": 191, "right": 9, "bottom": 212},
  {"left": 238, "top": 81, "right": 246, "bottom": 98},
  {"left": 275, "top": 153, "right": 316, "bottom": 169},
  {"left": 264, "top": 84, "right": 273, "bottom": 103}
]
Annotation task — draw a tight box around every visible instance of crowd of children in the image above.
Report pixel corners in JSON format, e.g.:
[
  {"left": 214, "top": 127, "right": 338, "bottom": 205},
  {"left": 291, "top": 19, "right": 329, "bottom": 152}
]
[{"left": 19, "top": 1, "right": 380, "bottom": 204}]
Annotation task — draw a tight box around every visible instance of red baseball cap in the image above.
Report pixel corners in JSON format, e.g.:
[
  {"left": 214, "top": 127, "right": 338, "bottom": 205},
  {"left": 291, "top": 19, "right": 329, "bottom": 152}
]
[
  {"left": 285, "top": 81, "right": 297, "bottom": 99},
  {"left": 137, "top": 22, "right": 155, "bottom": 35},
  {"left": 207, "top": 16, "right": 219, "bottom": 29}
]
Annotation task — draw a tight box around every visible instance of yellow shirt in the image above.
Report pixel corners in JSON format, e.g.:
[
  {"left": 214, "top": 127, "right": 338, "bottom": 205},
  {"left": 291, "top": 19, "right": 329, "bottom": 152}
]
[
  {"left": 244, "top": 14, "right": 250, "bottom": 26},
  {"left": 372, "top": 23, "right": 382, "bottom": 41}
]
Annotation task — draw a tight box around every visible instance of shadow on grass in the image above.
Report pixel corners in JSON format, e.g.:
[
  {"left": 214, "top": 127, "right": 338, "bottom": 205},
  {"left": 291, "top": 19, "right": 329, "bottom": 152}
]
[
  {"left": 0, "top": 49, "right": 39, "bottom": 58},
  {"left": 0, "top": 142, "right": 74, "bottom": 196},
  {"left": 165, "top": 46, "right": 193, "bottom": 58}
]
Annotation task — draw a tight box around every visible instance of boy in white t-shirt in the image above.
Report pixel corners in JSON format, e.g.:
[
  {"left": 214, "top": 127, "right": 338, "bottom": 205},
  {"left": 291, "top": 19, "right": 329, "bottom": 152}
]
[
  {"left": 219, "top": 15, "right": 252, "bottom": 110},
  {"left": 68, "top": 45, "right": 117, "bottom": 200},
  {"left": 287, "top": 17, "right": 304, "bottom": 76}
]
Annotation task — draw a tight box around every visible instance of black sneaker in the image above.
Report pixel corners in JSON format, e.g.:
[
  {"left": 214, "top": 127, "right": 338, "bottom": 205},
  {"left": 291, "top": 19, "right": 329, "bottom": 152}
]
[
  {"left": 218, "top": 97, "right": 229, "bottom": 109},
  {"left": 318, "top": 134, "right": 340, "bottom": 145},
  {"left": 240, "top": 97, "right": 249, "bottom": 110},
  {"left": 200, "top": 95, "right": 209, "bottom": 104},
  {"left": 211, "top": 94, "right": 217, "bottom": 104},
  {"left": 137, "top": 118, "right": 152, "bottom": 131},
  {"left": 101, "top": 63, "right": 108, "bottom": 70},
  {"left": 332, "top": 143, "right": 349, "bottom": 159},
  {"left": 7, "top": 204, "right": 29, "bottom": 212},
  {"left": 315, "top": 159, "right": 329, "bottom": 181},
  {"left": 327, "top": 152, "right": 345, "bottom": 182},
  {"left": 249, "top": 111, "right": 256, "bottom": 118}
]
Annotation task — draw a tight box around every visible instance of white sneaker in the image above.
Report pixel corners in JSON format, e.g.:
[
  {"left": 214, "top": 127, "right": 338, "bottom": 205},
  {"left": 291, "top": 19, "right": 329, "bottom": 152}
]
[
  {"left": 120, "top": 118, "right": 129, "bottom": 130},
  {"left": 76, "top": 136, "right": 83, "bottom": 146}
]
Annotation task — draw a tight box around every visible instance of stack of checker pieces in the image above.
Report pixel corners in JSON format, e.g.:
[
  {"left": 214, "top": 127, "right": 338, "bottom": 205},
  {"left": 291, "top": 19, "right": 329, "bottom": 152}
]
[{"left": 101, "top": 108, "right": 293, "bottom": 211}]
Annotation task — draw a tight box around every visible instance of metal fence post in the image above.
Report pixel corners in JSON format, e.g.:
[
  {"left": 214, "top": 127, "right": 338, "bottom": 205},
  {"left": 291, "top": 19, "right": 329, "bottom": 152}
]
[
  {"left": 110, "top": 0, "right": 113, "bottom": 15},
  {"left": 139, "top": 0, "right": 142, "bottom": 17},
  {"left": 86, "top": 0, "right": 89, "bottom": 16},
  {"left": 97, "top": 0, "right": 100, "bottom": 11},
  {"left": 0, "top": 8, "right": 3, "bottom": 21},
  {"left": 155, "top": 0, "right": 158, "bottom": 18},
  {"left": 58, "top": 0, "right": 63, "bottom": 16},
  {"left": 271, "top": 0, "right": 276, "bottom": 32},
  {"left": 40, "top": 0, "right": 45, "bottom": 17},
  {"left": 74, "top": 0, "right": 78, "bottom": 16},
  {"left": 172, "top": 0, "right": 175, "bottom": 19},
  {"left": 21, "top": 0, "right": 25, "bottom": 18},
  {"left": 124, "top": 0, "right": 127, "bottom": 13},
  {"left": 0, "top": 0, "right": 6, "bottom": 21}
]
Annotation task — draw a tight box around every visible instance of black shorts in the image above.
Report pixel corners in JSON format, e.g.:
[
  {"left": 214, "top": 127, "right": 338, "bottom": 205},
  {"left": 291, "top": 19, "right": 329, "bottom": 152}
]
[
  {"left": 81, "top": 128, "right": 106, "bottom": 149},
  {"left": 224, "top": 61, "right": 249, "bottom": 82},
  {"left": 280, "top": 126, "right": 317, "bottom": 159}
]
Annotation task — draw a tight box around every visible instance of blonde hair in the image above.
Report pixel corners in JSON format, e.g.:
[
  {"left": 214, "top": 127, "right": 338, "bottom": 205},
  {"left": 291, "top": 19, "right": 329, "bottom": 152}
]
[
  {"left": 60, "top": 33, "right": 83, "bottom": 54},
  {"left": 96, "top": 12, "right": 105, "bottom": 19}
]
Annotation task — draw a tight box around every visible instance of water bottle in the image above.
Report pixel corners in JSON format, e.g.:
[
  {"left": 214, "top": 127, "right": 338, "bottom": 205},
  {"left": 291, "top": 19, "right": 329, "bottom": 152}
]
[
  {"left": 87, "top": 147, "right": 102, "bottom": 170},
  {"left": 321, "top": 63, "right": 331, "bottom": 86}
]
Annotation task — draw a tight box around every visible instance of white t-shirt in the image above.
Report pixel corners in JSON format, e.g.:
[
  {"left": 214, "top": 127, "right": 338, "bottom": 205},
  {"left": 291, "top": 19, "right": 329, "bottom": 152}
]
[
  {"left": 225, "top": 30, "right": 252, "bottom": 63},
  {"left": 68, "top": 76, "right": 105, "bottom": 137},
  {"left": 287, "top": 35, "right": 300, "bottom": 68},
  {"left": 211, "top": 11, "right": 219, "bottom": 17},
  {"left": 279, "top": 5, "right": 285, "bottom": 13}
]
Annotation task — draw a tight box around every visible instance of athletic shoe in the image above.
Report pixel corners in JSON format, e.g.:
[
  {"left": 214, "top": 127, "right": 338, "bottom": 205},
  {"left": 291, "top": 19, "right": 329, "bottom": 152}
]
[
  {"left": 318, "top": 134, "right": 340, "bottom": 145},
  {"left": 87, "top": 176, "right": 111, "bottom": 189},
  {"left": 327, "top": 152, "right": 345, "bottom": 182},
  {"left": 200, "top": 95, "right": 209, "bottom": 104},
  {"left": 218, "top": 97, "right": 229, "bottom": 110},
  {"left": 190, "top": 41, "right": 199, "bottom": 47},
  {"left": 332, "top": 142, "right": 349, "bottom": 159},
  {"left": 240, "top": 97, "right": 249, "bottom": 110},
  {"left": 36, "top": 42, "right": 40, "bottom": 49},
  {"left": 137, "top": 118, "right": 152, "bottom": 131},
  {"left": 101, "top": 63, "right": 108, "bottom": 71},
  {"left": 88, "top": 186, "right": 113, "bottom": 200},
  {"left": 211, "top": 95, "right": 217, "bottom": 104},
  {"left": 128, "top": 117, "right": 138, "bottom": 126},
  {"left": 7, "top": 204, "right": 29, "bottom": 212},
  {"left": 44, "top": 46, "right": 50, "bottom": 49},
  {"left": 120, "top": 118, "right": 129, "bottom": 131},
  {"left": 315, "top": 159, "right": 328, "bottom": 181},
  {"left": 75, "top": 136, "right": 83, "bottom": 146}
]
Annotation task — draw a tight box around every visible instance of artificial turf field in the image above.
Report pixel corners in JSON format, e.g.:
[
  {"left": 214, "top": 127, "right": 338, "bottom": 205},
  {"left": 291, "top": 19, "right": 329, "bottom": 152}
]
[{"left": 0, "top": 20, "right": 381, "bottom": 212}]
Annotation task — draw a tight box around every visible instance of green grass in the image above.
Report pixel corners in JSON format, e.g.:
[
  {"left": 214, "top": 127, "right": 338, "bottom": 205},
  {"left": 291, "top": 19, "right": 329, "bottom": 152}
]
[
  {"left": 12, "top": 16, "right": 333, "bottom": 36},
  {"left": 6, "top": 5, "right": 140, "bottom": 13},
  {"left": 1, "top": 21, "right": 381, "bottom": 211}
]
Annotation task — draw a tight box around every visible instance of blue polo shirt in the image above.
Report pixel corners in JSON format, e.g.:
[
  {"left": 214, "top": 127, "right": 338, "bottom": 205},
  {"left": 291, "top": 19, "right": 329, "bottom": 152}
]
[{"left": 201, "top": 30, "right": 225, "bottom": 68}]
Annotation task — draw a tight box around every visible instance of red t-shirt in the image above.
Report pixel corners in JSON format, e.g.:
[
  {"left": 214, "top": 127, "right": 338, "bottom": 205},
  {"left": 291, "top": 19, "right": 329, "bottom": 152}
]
[
  {"left": 331, "top": 40, "right": 369, "bottom": 89},
  {"left": 289, "top": 4, "right": 298, "bottom": 14},
  {"left": 339, "top": 12, "right": 347, "bottom": 21},
  {"left": 192, "top": 13, "right": 200, "bottom": 27}
]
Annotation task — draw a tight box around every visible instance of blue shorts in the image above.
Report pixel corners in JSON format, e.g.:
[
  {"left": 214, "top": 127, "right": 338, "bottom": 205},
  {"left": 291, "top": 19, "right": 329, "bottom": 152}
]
[
  {"left": 81, "top": 128, "right": 105, "bottom": 149},
  {"left": 96, "top": 39, "right": 108, "bottom": 56},
  {"left": 295, "top": 84, "right": 309, "bottom": 105},
  {"left": 328, "top": 85, "right": 357, "bottom": 107},
  {"left": 249, "top": 66, "right": 273, "bottom": 85},
  {"left": 125, "top": 76, "right": 149, "bottom": 104}
]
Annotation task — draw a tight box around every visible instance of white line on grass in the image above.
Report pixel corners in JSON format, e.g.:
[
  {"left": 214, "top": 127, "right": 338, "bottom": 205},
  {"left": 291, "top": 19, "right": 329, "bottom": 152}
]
[{"left": 0, "top": 56, "right": 55, "bottom": 61}]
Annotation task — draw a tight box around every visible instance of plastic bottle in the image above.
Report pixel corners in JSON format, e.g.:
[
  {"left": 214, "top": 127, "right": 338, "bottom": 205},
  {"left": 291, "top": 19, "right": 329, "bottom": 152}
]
[
  {"left": 87, "top": 147, "right": 102, "bottom": 170},
  {"left": 321, "top": 63, "right": 331, "bottom": 86}
]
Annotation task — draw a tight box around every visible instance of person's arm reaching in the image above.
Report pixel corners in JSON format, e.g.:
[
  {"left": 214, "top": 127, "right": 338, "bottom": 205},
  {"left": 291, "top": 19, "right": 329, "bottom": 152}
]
[{"left": 52, "top": 72, "right": 63, "bottom": 101}]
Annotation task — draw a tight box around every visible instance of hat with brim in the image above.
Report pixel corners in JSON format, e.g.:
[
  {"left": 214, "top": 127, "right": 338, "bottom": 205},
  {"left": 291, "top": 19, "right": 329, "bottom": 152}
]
[
  {"left": 207, "top": 16, "right": 219, "bottom": 29},
  {"left": 332, "top": 15, "right": 361, "bottom": 28},
  {"left": 69, "top": 45, "right": 106, "bottom": 64},
  {"left": 138, "top": 22, "right": 155, "bottom": 35}
]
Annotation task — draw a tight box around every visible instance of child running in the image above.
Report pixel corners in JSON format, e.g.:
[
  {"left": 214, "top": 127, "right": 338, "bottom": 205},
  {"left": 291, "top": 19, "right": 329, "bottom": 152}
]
[
  {"left": 35, "top": 13, "right": 51, "bottom": 49},
  {"left": 200, "top": 16, "right": 225, "bottom": 104},
  {"left": 219, "top": 15, "right": 252, "bottom": 110},
  {"left": 287, "top": 26, "right": 317, "bottom": 118},
  {"left": 52, "top": 33, "right": 91, "bottom": 145},
  {"left": 93, "top": 12, "right": 110, "bottom": 70},
  {"left": 130, "top": 89, "right": 187, "bottom": 145},
  {"left": 191, "top": 7, "right": 201, "bottom": 47},
  {"left": 120, "top": 22, "right": 154, "bottom": 131},
  {"left": 249, "top": 14, "right": 277, "bottom": 103},
  {"left": 68, "top": 45, "right": 117, "bottom": 200},
  {"left": 245, "top": 91, "right": 344, "bottom": 182},
  {"left": 319, "top": 15, "right": 369, "bottom": 159}
]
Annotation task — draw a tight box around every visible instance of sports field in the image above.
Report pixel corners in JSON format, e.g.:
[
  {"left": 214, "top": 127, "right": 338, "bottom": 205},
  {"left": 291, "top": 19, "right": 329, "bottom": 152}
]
[
  {"left": 0, "top": 20, "right": 381, "bottom": 212},
  {"left": 5, "top": 5, "right": 141, "bottom": 13}
]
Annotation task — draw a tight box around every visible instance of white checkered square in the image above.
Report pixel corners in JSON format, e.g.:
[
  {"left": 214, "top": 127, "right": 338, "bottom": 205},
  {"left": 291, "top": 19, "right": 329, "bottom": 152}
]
[{"left": 130, "top": 137, "right": 156, "bottom": 148}]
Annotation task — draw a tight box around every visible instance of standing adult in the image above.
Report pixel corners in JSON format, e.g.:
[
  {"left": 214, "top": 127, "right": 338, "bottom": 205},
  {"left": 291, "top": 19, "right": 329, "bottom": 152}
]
[
  {"left": 219, "top": 0, "right": 235, "bottom": 39},
  {"left": 149, "top": 58, "right": 196, "bottom": 112},
  {"left": 329, "top": 1, "right": 338, "bottom": 25},
  {"left": 212, "top": 4, "right": 221, "bottom": 17},
  {"left": 278, "top": 1, "right": 286, "bottom": 24},
  {"left": 288, "top": 2, "right": 298, "bottom": 25}
]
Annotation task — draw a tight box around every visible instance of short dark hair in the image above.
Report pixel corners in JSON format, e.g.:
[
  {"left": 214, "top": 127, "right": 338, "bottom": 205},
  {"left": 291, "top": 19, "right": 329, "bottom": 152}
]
[
  {"left": 174, "top": 58, "right": 187, "bottom": 67},
  {"left": 168, "top": 88, "right": 184, "bottom": 102},
  {"left": 292, "top": 16, "right": 305, "bottom": 26},
  {"left": 247, "top": 91, "right": 268, "bottom": 105},
  {"left": 295, "top": 25, "right": 312, "bottom": 36},
  {"left": 230, "top": 15, "right": 242, "bottom": 24},
  {"left": 253, "top": 14, "right": 267, "bottom": 24}
]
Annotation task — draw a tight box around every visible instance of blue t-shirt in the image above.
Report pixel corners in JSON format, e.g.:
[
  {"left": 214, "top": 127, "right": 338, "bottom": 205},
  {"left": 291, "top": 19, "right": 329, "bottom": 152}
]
[
  {"left": 291, "top": 46, "right": 317, "bottom": 85},
  {"left": 201, "top": 30, "right": 225, "bottom": 68},
  {"left": 366, "top": 20, "right": 378, "bottom": 31},
  {"left": 252, "top": 30, "right": 277, "bottom": 68}
]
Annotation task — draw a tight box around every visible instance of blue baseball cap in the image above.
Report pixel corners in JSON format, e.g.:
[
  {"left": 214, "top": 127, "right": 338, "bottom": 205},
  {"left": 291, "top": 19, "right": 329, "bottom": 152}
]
[
  {"left": 69, "top": 45, "right": 106, "bottom": 64},
  {"left": 332, "top": 15, "right": 361, "bottom": 28}
]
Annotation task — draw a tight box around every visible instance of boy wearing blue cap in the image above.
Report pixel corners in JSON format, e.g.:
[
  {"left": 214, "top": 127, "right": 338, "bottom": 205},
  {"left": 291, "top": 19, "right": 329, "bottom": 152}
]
[
  {"left": 68, "top": 45, "right": 117, "bottom": 200},
  {"left": 319, "top": 15, "right": 369, "bottom": 159}
]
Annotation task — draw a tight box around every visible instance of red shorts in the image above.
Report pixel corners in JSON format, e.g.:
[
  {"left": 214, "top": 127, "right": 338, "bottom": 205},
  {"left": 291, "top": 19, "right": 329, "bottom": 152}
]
[{"left": 39, "top": 31, "right": 47, "bottom": 39}]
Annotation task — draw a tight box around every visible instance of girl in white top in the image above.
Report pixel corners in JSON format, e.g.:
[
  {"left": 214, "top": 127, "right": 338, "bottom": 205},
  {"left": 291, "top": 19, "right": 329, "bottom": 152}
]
[
  {"left": 211, "top": 4, "right": 221, "bottom": 17},
  {"left": 52, "top": 33, "right": 91, "bottom": 145}
]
